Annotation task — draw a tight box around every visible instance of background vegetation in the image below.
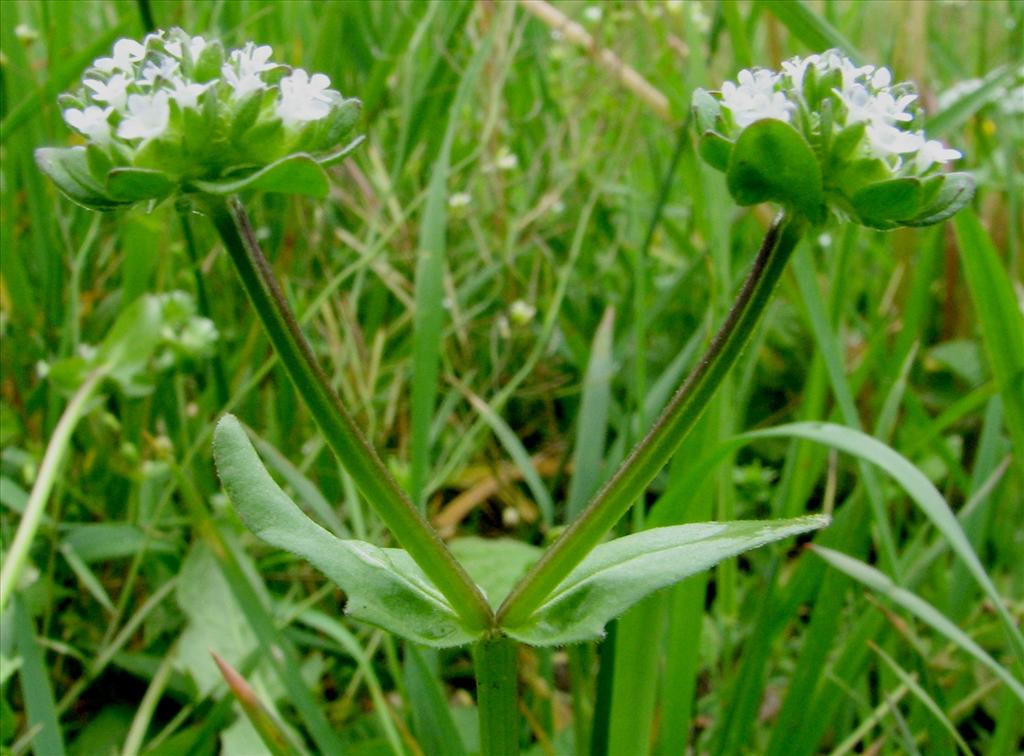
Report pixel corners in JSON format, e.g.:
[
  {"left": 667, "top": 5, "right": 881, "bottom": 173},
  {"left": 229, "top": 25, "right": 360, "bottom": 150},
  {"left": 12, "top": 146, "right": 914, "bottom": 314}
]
[{"left": 1, "top": 0, "right": 1022, "bottom": 753}]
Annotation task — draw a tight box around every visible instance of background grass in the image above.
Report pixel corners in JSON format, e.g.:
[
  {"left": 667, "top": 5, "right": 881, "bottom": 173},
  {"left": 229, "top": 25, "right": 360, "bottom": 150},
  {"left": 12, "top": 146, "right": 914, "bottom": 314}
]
[{"left": 1, "top": 1, "right": 1022, "bottom": 754}]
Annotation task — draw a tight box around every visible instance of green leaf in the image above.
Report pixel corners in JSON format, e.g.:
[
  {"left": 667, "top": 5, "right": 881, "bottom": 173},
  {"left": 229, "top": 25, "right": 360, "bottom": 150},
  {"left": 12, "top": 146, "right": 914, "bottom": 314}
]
[
  {"left": 449, "top": 537, "right": 543, "bottom": 608},
  {"left": 62, "top": 523, "right": 179, "bottom": 562},
  {"left": 106, "top": 167, "right": 176, "bottom": 202},
  {"left": 851, "top": 178, "right": 923, "bottom": 228},
  {"left": 211, "top": 652, "right": 300, "bottom": 756},
  {"left": 566, "top": 307, "right": 616, "bottom": 521},
  {"left": 96, "top": 294, "right": 166, "bottom": 392},
  {"left": 757, "top": 0, "right": 865, "bottom": 64},
  {"left": 691, "top": 88, "right": 721, "bottom": 133},
  {"left": 742, "top": 422, "right": 1024, "bottom": 664},
  {"left": 870, "top": 643, "right": 974, "bottom": 756},
  {"left": 813, "top": 546, "right": 1024, "bottom": 703},
  {"left": 503, "top": 515, "right": 828, "bottom": 646},
  {"left": 14, "top": 596, "right": 66, "bottom": 756},
  {"left": 829, "top": 121, "right": 866, "bottom": 163},
  {"left": 190, "top": 154, "right": 330, "bottom": 198},
  {"left": 213, "top": 414, "right": 479, "bottom": 647},
  {"left": 316, "top": 135, "right": 366, "bottom": 167},
  {"left": 698, "top": 131, "right": 733, "bottom": 174},
  {"left": 953, "top": 211, "right": 1024, "bottom": 479},
  {"left": 904, "top": 172, "right": 975, "bottom": 227},
  {"left": 833, "top": 157, "right": 891, "bottom": 194},
  {"left": 726, "top": 119, "right": 825, "bottom": 224},
  {"left": 34, "top": 146, "right": 124, "bottom": 211}
]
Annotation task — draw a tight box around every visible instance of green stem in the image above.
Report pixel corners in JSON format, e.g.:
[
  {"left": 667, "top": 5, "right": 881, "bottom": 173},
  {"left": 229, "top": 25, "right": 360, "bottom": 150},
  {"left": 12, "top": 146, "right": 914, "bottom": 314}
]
[
  {"left": 474, "top": 638, "right": 520, "bottom": 756},
  {"left": 0, "top": 369, "right": 104, "bottom": 614},
  {"left": 204, "top": 194, "right": 492, "bottom": 633},
  {"left": 498, "top": 213, "right": 804, "bottom": 628},
  {"left": 178, "top": 205, "right": 230, "bottom": 405}
]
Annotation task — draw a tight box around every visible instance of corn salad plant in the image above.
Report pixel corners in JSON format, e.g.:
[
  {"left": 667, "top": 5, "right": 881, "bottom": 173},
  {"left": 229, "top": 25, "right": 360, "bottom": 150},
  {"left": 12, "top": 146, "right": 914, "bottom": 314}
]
[{"left": 3, "top": 2, "right": 1023, "bottom": 755}]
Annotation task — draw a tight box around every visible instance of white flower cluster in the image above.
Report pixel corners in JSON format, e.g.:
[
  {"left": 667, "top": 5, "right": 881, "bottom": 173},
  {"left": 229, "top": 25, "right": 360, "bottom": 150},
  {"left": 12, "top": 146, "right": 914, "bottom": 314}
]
[
  {"left": 59, "top": 29, "right": 356, "bottom": 177},
  {"left": 717, "top": 50, "right": 961, "bottom": 174}
]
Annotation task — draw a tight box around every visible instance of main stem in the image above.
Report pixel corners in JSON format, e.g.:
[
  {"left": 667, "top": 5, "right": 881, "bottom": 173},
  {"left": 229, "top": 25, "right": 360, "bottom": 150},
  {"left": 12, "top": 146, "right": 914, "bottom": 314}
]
[
  {"left": 498, "top": 213, "right": 804, "bottom": 628},
  {"left": 474, "top": 638, "right": 520, "bottom": 756},
  {"left": 205, "top": 195, "right": 493, "bottom": 633}
]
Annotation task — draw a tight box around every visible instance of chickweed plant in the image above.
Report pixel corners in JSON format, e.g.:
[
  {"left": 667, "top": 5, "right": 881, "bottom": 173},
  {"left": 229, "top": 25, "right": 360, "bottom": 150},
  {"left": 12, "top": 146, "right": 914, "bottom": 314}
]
[{"left": 8, "top": 4, "right": 1023, "bottom": 754}]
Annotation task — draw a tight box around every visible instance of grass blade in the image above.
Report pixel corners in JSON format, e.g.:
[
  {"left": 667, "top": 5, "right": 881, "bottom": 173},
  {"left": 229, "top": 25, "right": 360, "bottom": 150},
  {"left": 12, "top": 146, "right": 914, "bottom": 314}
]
[
  {"left": 953, "top": 210, "right": 1024, "bottom": 480},
  {"left": 869, "top": 641, "right": 974, "bottom": 756},
  {"left": 813, "top": 546, "right": 1024, "bottom": 703},
  {"left": 13, "top": 596, "right": 66, "bottom": 756},
  {"left": 566, "top": 307, "right": 616, "bottom": 522},
  {"left": 757, "top": 0, "right": 865, "bottom": 63},
  {"left": 409, "top": 30, "right": 494, "bottom": 507}
]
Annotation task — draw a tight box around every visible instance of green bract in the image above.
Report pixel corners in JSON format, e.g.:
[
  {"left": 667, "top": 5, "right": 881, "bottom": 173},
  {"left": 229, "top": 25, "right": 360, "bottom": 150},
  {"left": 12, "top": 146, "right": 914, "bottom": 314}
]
[
  {"left": 693, "top": 50, "right": 975, "bottom": 228},
  {"left": 35, "top": 29, "right": 362, "bottom": 210}
]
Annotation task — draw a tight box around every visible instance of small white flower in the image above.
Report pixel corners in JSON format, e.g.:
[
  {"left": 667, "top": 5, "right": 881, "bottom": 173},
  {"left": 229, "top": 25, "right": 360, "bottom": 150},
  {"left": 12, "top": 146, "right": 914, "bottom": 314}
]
[
  {"left": 222, "top": 66, "right": 266, "bottom": 100},
  {"left": 914, "top": 139, "right": 961, "bottom": 172},
  {"left": 166, "top": 35, "right": 208, "bottom": 63},
  {"left": 509, "top": 299, "right": 536, "bottom": 325},
  {"left": 94, "top": 38, "right": 146, "bottom": 73},
  {"left": 168, "top": 77, "right": 210, "bottom": 109},
  {"left": 721, "top": 68, "right": 792, "bottom": 127},
  {"left": 448, "top": 192, "right": 471, "bottom": 209},
  {"left": 230, "top": 42, "right": 275, "bottom": 77},
  {"left": 139, "top": 57, "right": 181, "bottom": 88},
  {"left": 865, "top": 123, "right": 924, "bottom": 155},
  {"left": 583, "top": 6, "right": 603, "bottom": 22},
  {"left": 819, "top": 50, "right": 874, "bottom": 90},
  {"left": 63, "top": 105, "right": 112, "bottom": 142},
  {"left": 15, "top": 23, "right": 38, "bottom": 43},
  {"left": 276, "top": 68, "right": 335, "bottom": 126},
  {"left": 782, "top": 54, "right": 819, "bottom": 92},
  {"left": 494, "top": 147, "right": 518, "bottom": 171},
  {"left": 84, "top": 73, "right": 131, "bottom": 112},
  {"left": 870, "top": 67, "right": 892, "bottom": 89},
  {"left": 117, "top": 92, "right": 171, "bottom": 140}
]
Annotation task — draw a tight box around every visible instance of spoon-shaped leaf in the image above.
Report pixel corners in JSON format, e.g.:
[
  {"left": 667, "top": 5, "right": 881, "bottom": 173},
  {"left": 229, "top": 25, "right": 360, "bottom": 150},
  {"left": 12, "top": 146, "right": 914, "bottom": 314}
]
[
  {"left": 35, "top": 146, "right": 125, "bottom": 211},
  {"left": 213, "top": 414, "right": 481, "bottom": 647},
  {"left": 726, "top": 118, "right": 825, "bottom": 224},
  {"left": 503, "top": 514, "right": 828, "bottom": 646}
]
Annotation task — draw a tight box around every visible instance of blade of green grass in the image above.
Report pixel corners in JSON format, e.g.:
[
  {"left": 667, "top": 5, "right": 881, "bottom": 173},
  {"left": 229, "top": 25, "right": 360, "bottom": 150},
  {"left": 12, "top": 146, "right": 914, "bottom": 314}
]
[
  {"left": 452, "top": 377, "right": 555, "bottom": 527},
  {"left": 756, "top": 0, "right": 865, "bottom": 63},
  {"left": 869, "top": 641, "right": 973, "bottom": 756},
  {"left": 409, "top": 29, "right": 494, "bottom": 508},
  {"left": 566, "top": 307, "right": 616, "bottom": 523},
  {"left": 404, "top": 644, "right": 468, "bottom": 756},
  {"left": 953, "top": 210, "right": 1024, "bottom": 481},
  {"left": 605, "top": 594, "right": 664, "bottom": 756},
  {"left": 813, "top": 546, "right": 1024, "bottom": 703},
  {"left": 298, "top": 610, "right": 406, "bottom": 756},
  {"left": 13, "top": 595, "right": 66, "bottom": 756},
  {"left": 791, "top": 244, "right": 900, "bottom": 577}
]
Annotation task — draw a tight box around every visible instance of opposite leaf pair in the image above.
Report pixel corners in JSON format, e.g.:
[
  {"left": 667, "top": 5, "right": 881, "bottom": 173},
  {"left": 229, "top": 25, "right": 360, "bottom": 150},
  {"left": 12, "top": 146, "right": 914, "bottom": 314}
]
[{"left": 213, "top": 414, "right": 828, "bottom": 647}]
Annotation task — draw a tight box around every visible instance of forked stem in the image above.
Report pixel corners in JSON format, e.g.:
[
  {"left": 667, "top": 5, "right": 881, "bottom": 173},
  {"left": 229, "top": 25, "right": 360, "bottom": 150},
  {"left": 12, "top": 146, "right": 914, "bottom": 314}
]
[
  {"left": 498, "top": 213, "right": 805, "bottom": 628},
  {"left": 204, "top": 194, "right": 493, "bottom": 633}
]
